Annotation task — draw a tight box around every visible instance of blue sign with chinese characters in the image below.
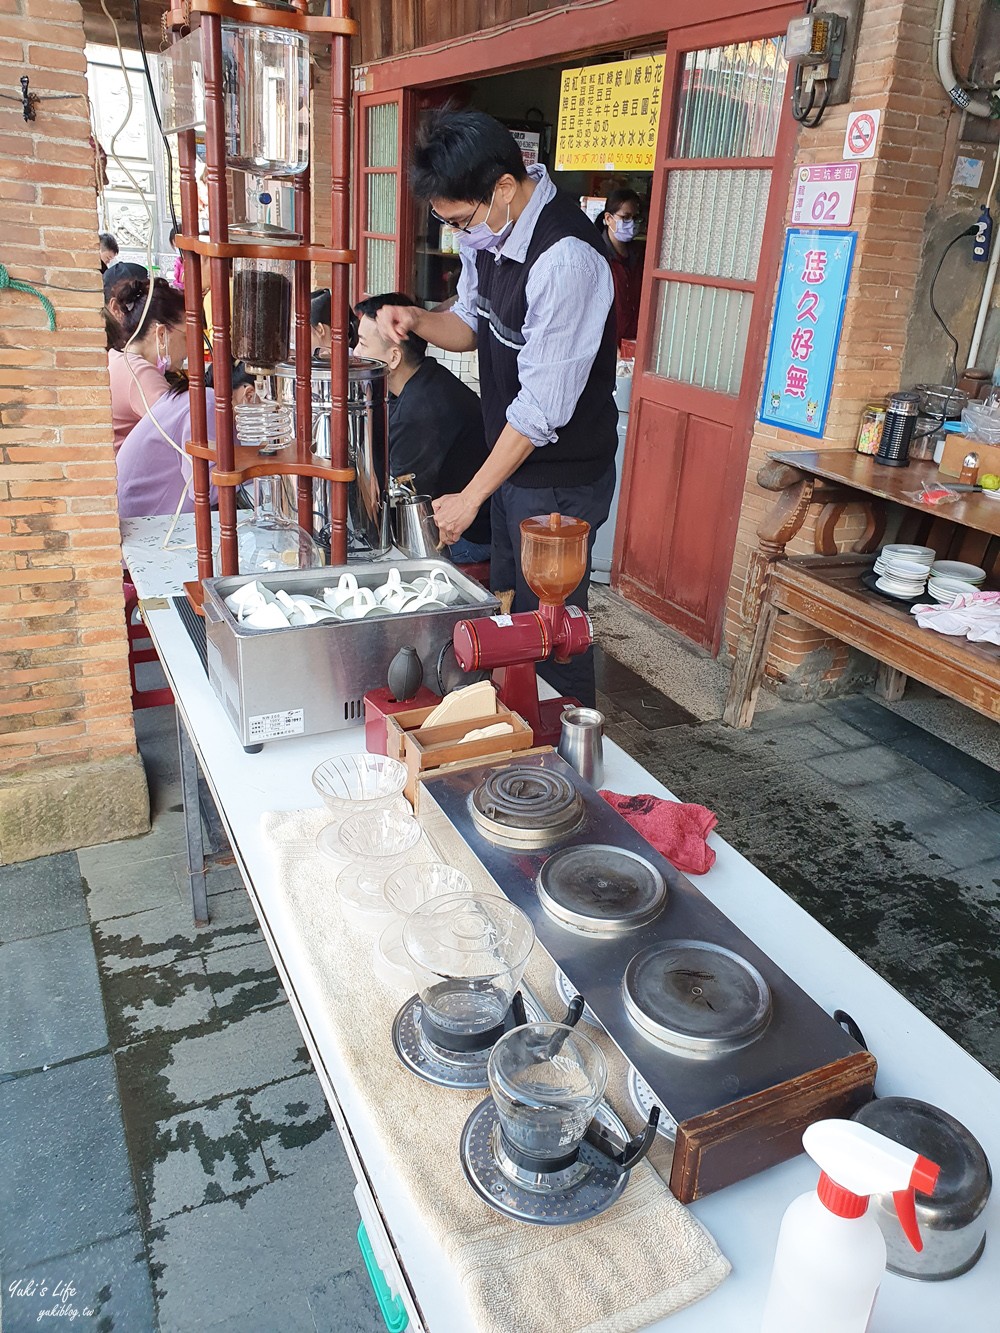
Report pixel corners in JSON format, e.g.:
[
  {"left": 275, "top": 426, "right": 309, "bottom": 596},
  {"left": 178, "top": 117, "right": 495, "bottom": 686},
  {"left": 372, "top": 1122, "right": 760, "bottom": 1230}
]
[{"left": 758, "top": 228, "right": 856, "bottom": 439}]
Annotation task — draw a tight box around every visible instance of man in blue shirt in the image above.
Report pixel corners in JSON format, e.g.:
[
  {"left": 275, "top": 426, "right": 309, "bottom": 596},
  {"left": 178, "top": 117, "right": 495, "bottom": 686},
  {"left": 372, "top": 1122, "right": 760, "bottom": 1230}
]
[{"left": 376, "top": 110, "right": 617, "bottom": 705}]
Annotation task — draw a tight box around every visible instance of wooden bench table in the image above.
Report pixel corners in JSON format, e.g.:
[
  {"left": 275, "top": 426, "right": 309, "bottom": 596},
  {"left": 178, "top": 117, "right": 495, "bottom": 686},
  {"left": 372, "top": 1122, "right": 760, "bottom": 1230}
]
[{"left": 724, "top": 449, "right": 1000, "bottom": 728}]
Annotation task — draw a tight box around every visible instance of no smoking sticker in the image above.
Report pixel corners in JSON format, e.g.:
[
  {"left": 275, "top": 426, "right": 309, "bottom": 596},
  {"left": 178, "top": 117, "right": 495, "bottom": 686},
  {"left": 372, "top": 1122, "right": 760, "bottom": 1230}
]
[{"left": 843, "top": 108, "right": 881, "bottom": 160}]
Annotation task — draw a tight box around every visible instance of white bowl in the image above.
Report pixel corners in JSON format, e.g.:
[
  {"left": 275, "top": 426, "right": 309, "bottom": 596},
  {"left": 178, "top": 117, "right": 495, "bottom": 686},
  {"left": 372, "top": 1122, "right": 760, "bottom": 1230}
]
[
  {"left": 311, "top": 754, "right": 407, "bottom": 815},
  {"left": 879, "top": 556, "right": 930, "bottom": 579}
]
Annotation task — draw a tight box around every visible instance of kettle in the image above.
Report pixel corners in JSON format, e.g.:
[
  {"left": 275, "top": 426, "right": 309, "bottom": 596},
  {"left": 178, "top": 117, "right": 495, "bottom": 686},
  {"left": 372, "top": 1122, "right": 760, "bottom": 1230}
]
[{"left": 383, "top": 474, "right": 442, "bottom": 559}]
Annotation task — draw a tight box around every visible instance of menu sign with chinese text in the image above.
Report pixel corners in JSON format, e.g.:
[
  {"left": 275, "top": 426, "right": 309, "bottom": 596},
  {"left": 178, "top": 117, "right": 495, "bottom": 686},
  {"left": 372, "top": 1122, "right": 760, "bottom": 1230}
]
[
  {"left": 556, "top": 57, "right": 664, "bottom": 173},
  {"left": 759, "top": 229, "right": 856, "bottom": 439}
]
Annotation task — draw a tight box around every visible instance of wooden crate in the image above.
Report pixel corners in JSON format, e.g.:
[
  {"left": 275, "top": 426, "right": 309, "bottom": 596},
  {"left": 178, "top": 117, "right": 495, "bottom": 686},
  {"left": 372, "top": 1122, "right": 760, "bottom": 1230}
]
[
  {"left": 939, "top": 433, "right": 1000, "bottom": 479},
  {"left": 385, "top": 704, "right": 535, "bottom": 805}
]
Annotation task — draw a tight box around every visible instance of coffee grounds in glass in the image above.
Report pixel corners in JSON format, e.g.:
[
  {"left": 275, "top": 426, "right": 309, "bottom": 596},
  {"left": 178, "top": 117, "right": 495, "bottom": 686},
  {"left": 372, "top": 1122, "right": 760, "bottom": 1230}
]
[{"left": 232, "top": 267, "right": 291, "bottom": 368}]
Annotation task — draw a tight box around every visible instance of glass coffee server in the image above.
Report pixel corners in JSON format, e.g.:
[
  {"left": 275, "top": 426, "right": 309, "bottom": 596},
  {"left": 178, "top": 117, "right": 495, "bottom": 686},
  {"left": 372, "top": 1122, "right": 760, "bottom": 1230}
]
[{"left": 163, "top": 0, "right": 358, "bottom": 590}]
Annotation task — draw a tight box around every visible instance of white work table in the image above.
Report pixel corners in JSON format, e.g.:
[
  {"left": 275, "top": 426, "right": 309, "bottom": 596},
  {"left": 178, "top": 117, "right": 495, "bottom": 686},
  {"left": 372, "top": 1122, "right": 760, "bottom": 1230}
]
[{"left": 124, "top": 520, "right": 1000, "bottom": 1333}]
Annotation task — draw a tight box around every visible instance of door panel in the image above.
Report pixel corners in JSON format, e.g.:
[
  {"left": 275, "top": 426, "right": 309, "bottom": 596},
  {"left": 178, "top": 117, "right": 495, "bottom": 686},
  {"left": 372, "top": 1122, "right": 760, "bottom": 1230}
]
[
  {"left": 614, "top": 16, "right": 797, "bottom": 652},
  {"left": 353, "top": 91, "right": 412, "bottom": 299}
]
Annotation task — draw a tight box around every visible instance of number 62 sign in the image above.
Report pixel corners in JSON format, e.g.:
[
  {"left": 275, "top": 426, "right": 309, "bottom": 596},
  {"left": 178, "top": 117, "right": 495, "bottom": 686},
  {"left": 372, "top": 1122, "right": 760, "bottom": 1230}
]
[{"left": 790, "top": 163, "right": 859, "bottom": 228}]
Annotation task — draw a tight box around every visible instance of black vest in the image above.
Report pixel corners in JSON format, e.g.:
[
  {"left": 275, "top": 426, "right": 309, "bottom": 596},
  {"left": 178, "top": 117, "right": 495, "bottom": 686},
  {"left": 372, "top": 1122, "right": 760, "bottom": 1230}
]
[{"left": 475, "top": 189, "right": 619, "bottom": 489}]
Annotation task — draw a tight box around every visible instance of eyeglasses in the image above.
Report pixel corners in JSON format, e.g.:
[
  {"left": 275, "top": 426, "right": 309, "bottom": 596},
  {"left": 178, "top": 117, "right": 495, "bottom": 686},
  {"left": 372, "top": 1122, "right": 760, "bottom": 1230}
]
[{"left": 429, "top": 200, "right": 487, "bottom": 233}]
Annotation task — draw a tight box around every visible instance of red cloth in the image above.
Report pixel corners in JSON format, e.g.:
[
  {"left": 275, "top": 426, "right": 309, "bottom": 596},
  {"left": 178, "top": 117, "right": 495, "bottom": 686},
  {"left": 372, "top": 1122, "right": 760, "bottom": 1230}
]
[{"left": 599, "top": 790, "right": 718, "bottom": 875}]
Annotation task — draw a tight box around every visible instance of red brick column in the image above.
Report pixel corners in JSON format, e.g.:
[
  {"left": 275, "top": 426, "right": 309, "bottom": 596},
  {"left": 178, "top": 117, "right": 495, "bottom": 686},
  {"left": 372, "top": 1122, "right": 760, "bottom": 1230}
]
[{"left": 0, "top": 0, "right": 149, "bottom": 861}]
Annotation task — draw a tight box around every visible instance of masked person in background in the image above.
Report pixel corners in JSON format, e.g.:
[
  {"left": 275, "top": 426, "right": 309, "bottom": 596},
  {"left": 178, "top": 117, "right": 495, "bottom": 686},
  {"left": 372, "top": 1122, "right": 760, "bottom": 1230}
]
[
  {"left": 354, "top": 292, "right": 491, "bottom": 564},
  {"left": 106, "top": 276, "right": 186, "bottom": 452},
  {"left": 375, "top": 110, "right": 617, "bottom": 707},
  {"left": 596, "top": 187, "right": 644, "bottom": 343},
  {"left": 116, "top": 362, "right": 253, "bottom": 519}
]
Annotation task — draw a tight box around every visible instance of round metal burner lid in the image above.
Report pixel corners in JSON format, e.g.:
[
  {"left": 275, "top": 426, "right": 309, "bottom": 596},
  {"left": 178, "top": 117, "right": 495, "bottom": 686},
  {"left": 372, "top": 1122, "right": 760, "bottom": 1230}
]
[
  {"left": 623, "top": 941, "right": 771, "bottom": 1057},
  {"left": 536, "top": 844, "right": 666, "bottom": 935},
  {"left": 471, "top": 767, "right": 584, "bottom": 847}
]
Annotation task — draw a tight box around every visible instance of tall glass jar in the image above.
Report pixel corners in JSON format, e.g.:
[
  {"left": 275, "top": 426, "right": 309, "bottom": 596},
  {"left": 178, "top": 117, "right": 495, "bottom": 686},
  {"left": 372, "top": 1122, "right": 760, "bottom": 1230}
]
[
  {"left": 232, "top": 255, "right": 293, "bottom": 370},
  {"left": 221, "top": 18, "right": 309, "bottom": 178}
]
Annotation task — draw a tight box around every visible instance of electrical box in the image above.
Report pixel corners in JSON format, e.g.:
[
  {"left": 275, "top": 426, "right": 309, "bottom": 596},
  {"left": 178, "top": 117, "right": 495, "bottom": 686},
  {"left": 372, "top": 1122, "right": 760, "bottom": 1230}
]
[{"left": 785, "top": 12, "right": 847, "bottom": 73}]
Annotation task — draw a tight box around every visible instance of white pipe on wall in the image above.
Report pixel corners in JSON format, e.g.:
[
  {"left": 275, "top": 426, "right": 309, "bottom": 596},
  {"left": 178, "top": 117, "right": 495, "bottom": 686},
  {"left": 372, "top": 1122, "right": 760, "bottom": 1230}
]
[{"left": 936, "top": 0, "right": 992, "bottom": 117}]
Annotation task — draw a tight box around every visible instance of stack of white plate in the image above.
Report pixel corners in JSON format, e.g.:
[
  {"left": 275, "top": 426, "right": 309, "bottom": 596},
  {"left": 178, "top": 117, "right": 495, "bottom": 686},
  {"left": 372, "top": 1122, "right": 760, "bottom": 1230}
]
[
  {"left": 873, "top": 544, "right": 934, "bottom": 599},
  {"left": 927, "top": 560, "right": 986, "bottom": 604}
]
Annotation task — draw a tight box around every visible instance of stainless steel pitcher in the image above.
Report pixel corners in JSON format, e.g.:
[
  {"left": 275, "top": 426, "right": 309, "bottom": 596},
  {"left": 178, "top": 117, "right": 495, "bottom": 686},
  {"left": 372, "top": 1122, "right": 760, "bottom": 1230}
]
[
  {"left": 393, "top": 491, "right": 441, "bottom": 559},
  {"left": 557, "top": 706, "right": 605, "bottom": 787}
]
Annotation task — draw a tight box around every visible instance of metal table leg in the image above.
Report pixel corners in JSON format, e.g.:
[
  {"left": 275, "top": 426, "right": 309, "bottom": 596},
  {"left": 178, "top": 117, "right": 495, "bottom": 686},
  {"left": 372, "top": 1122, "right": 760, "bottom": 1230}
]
[{"left": 176, "top": 710, "right": 210, "bottom": 926}]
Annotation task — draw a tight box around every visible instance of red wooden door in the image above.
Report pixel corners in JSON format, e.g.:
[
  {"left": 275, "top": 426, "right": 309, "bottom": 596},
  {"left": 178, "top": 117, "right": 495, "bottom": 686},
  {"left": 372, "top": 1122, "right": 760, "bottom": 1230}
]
[
  {"left": 613, "top": 17, "right": 797, "bottom": 651},
  {"left": 353, "top": 90, "right": 414, "bottom": 300}
]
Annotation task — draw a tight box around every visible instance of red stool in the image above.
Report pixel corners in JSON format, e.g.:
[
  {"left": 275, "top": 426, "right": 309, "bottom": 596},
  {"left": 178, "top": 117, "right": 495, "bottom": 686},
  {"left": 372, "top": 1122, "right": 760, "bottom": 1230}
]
[
  {"left": 456, "top": 560, "right": 490, "bottom": 589},
  {"left": 124, "top": 577, "right": 174, "bottom": 710}
]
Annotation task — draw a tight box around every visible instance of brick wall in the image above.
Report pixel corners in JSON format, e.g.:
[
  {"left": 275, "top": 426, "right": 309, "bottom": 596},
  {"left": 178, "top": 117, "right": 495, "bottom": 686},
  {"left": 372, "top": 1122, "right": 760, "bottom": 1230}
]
[
  {"left": 724, "top": 0, "right": 974, "bottom": 692},
  {"left": 0, "top": 0, "right": 148, "bottom": 862}
]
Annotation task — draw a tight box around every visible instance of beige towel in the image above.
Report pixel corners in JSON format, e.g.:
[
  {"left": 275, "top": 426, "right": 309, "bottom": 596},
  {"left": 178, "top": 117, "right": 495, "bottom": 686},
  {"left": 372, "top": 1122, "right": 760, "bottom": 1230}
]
[{"left": 262, "top": 807, "right": 730, "bottom": 1333}]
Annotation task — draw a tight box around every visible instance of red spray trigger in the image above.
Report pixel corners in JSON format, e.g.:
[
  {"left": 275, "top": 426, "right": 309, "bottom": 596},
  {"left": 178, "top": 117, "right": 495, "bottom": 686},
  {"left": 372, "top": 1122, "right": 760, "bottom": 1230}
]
[{"left": 892, "top": 1154, "right": 940, "bottom": 1251}]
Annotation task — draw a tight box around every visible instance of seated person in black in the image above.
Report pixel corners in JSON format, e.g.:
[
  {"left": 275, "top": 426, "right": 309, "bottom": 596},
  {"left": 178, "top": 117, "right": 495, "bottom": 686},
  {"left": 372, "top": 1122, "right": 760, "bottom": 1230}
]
[{"left": 354, "top": 292, "right": 491, "bottom": 563}]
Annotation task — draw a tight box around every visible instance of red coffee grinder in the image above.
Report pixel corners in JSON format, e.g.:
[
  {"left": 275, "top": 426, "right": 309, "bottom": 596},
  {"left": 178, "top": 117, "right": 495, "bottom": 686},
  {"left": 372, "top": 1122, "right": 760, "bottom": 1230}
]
[{"left": 452, "top": 513, "right": 593, "bottom": 745}]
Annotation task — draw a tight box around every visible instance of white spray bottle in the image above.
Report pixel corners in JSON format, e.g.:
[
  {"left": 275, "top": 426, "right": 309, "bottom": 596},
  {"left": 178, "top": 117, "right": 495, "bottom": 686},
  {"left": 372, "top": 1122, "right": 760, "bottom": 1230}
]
[{"left": 761, "top": 1119, "right": 940, "bottom": 1333}]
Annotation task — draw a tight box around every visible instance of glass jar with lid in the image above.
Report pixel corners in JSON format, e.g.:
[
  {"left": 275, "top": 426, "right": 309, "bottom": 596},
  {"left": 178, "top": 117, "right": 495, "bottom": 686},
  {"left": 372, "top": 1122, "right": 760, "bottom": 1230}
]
[
  {"left": 221, "top": 10, "right": 309, "bottom": 178},
  {"left": 856, "top": 400, "right": 887, "bottom": 455}
]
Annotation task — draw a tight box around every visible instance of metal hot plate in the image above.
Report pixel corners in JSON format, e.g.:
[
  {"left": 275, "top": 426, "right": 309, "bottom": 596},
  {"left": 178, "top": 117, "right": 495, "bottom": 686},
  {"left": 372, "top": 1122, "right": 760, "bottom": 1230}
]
[
  {"left": 537, "top": 844, "right": 666, "bottom": 935},
  {"left": 419, "top": 751, "right": 870, "bottom": 1132},
  {"left": 470, "top": 765, "right": 585, "bottom": 848},
  {"left": 623, "top": 941, "right": 771, "bottom": 1058}
]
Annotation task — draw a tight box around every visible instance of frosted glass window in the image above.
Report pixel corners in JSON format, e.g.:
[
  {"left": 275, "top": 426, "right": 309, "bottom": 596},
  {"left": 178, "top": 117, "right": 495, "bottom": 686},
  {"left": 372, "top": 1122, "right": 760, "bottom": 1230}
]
[
  {"left": 365, "top": 237, "right": 396, "bottom": 296},
  {"left": 367, "top": 172, "right": 397, "bottom": 235},
  {"left": 660, "top": 168, "right": 770, "bottom": 280},
  {"left": 673, "top": 39, "right": 786, "bottom": 160},
  {"left": 648, "top": 281, "right": 752, "bottom": 395},
  {"left": 366, "top": 102, "right": 398, "bottom": 167}
]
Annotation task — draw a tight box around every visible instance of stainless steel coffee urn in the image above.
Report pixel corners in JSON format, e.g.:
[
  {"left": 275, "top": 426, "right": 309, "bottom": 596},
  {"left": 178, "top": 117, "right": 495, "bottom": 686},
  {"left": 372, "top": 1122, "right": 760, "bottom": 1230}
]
[{"left": 271, "top": 356, "right": 390, "bottom": 560}]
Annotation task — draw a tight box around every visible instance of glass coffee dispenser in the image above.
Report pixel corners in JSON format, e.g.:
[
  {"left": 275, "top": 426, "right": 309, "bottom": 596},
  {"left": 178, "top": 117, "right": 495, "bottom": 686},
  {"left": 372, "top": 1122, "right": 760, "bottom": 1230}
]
[
  {"left": 394, "top": 893, "right": 536, "bottom": 1088},
  {"left": 221, "top": 14, "right": 309, "bottom": 178}
]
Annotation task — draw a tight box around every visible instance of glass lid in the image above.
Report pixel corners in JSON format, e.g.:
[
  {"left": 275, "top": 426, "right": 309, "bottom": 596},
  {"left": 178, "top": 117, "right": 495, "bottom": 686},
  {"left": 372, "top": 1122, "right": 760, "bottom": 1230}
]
[
  {"left": 536, "top": 844, "right": 666, "bottom": 935},
  {"left": 622, "top": 940, "right": 771, "bottom": 1057}
]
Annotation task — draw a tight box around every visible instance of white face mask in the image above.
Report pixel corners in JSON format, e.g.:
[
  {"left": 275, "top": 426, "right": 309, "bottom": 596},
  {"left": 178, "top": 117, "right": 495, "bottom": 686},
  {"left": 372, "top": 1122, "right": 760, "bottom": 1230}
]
[
  {"left": 461, "top": 184, "right": 513, "bottom": 252},
  {"left": 612, "top": 217, "right": 636, "bottom": 243}
]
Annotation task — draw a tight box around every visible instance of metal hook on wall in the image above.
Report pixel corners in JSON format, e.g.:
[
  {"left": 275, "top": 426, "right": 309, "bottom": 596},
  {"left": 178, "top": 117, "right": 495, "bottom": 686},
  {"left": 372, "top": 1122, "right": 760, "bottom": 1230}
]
[{"left": 21, "top": 75, "right": 36, "bottom": 122}]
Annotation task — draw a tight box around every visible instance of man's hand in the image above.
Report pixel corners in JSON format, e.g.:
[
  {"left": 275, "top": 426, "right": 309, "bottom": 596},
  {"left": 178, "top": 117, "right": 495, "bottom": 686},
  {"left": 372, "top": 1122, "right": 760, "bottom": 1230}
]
[
  {"left": 375, "top": 303, "right": 421, "bottom": 345},
  {"left": 433, "top": 492, "right": 481, "bottom": 545}
]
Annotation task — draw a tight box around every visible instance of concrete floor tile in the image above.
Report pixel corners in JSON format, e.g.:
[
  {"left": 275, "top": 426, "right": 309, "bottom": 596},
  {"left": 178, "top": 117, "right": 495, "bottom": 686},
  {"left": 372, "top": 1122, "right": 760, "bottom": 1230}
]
[
  {"left": 205, "top": 940, "right": 284, "bottom": 1018},
  {"left": 106, "top": 956, "right": 216, "bottom": 1047},
  {"left": 910, "top": 808, "right": 1000, "bottom": 870},
  {"left": 804, "top": 744, "right": 921, "bottom": 788},
  {"left": 949, "top": 1007, "right": 1000, "bottom": 1080},
  {"left": 80, "top": 852, "right": 184, "bottom": 921},
  {"left": 0, "top": 1057, "right": 137, "bottom": 1268},
  {"left": 0, "top": 927, "right": 107, "bottom": 1074},
  {"left": 160, "top": 1003, "right": 310, "bottom": 1110},
  {"left": 836, "top": 766, "right": 972, "bottom": 828},
  {"left": 246, "top": 1073, "right": 335, "bottom": 1180},
  {"left": 149, "top": 1149, "right": 369, "bottom": 1332},
  {"left": 148, "top": 1094, "right": 268, "bottom": 1223},
  {"left": 93, "top": 892, "right": 261, "bottom": 979},
  {"left": 3, "top": 1228, "right": 156, "bottom": 1333},
  {"left": 0, "top": 851, "right": 87, "bottom": 943},
  {"left": 308, "top": 1265, "right": 383, "bottom": 1333}
]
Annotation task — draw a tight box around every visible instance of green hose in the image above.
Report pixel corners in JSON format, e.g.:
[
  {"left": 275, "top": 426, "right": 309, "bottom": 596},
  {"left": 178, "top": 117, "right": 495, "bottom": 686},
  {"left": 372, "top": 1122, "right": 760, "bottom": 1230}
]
[{"left": 0, "top": 263, "right": 56, "bottom": 331}]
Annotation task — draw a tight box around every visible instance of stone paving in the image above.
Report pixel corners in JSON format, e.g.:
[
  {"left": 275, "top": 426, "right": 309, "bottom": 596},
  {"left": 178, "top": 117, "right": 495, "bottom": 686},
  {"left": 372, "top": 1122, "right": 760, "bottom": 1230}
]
[{"left": 1, "top": 624, "right": 999, "bottom": 1332}]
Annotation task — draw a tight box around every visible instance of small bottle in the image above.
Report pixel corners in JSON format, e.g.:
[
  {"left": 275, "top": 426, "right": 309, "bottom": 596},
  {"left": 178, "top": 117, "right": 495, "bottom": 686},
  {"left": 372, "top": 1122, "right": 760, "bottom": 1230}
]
[
  {"left": 959, "top": 451, "right": 980, "bottom": 485},
  {"left": 761, "top": 1119, "right": 939, "bottom": 1333}
]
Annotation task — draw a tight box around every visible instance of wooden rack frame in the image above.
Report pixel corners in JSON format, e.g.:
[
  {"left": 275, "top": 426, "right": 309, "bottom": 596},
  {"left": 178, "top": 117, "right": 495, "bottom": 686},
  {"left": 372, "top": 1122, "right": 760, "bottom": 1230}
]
[{"left": 168, "top": 0, "right": 359, "bottom": 582}]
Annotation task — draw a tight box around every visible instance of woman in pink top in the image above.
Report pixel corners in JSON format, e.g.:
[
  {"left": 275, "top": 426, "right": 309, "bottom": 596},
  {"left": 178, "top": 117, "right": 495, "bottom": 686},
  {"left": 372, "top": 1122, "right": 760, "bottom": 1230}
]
[{"left": 106, "top": 276, "right": 187, "bottom": 452}]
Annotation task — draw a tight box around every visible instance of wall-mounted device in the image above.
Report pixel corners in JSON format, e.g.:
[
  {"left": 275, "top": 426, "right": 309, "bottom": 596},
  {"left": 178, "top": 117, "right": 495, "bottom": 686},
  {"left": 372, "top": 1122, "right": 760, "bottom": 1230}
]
[{"left": 786, "top": 10, "right": 848, "bottom": 127}]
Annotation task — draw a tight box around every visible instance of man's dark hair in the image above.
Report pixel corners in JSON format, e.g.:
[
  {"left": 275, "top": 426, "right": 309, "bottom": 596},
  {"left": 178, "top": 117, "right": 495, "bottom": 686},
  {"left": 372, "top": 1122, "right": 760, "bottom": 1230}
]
[
  {"left": 310, "top": 288, "right": 331, "bottom": 326},
  {"left": 99, "top": 232, "right": 118, "bottom": 255},
  {"left": 205, "top": 360, "right": 255, "bottom": 393},
  {"left": 411, "top": 110, "right": 527, "bottom": 204},
  {"left": 354, "top": 293, "right": 427, "bottom": 366}
]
